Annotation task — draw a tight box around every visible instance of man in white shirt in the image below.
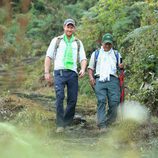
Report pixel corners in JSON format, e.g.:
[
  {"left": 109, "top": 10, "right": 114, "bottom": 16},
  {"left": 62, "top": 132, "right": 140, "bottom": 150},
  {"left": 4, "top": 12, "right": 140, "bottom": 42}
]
[
  {"left": 88, "top": 33, "right": 123, "bottom": 132},
  {"left": 44, "top": 18, "right": 87, "bottom": 133}
]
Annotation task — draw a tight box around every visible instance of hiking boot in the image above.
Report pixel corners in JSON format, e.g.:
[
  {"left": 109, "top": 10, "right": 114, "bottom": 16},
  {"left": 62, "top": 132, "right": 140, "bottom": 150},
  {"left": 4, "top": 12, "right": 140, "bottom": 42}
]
[{"left": 56, "top": 127, "right": 64, "bottom": 133}]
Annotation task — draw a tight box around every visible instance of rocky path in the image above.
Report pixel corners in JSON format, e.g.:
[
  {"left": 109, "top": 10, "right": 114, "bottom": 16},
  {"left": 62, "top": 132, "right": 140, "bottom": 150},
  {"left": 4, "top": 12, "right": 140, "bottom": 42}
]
[{"left": 0, "top": 89, "right": 158, "bottom": 158}]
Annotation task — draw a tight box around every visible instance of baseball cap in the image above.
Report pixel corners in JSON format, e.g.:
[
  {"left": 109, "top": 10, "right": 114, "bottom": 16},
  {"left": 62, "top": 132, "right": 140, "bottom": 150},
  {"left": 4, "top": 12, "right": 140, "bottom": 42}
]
[
  {"left": 64, "top": 18, "right": 75, "bottom": 27},
  {"left": 102, "top": 33, "right": 113, "bottom": 44}
]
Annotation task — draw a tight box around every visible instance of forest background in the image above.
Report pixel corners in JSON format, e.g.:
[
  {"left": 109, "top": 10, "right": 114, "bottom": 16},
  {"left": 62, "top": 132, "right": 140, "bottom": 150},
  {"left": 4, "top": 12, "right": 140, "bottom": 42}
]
[
  {"left": 0, "top": 0, "right": 157, "bottom": 115},
  {"left": 0, "top": 0, "right": 158, "bottom": 158}
]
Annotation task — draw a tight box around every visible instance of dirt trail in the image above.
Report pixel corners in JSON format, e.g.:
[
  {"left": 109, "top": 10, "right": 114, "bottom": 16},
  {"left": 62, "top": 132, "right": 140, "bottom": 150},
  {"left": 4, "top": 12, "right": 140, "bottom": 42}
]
[
  {"left": 0, "top": 89, "right": 158, "bottom": 151},
  {"left": 0, "top": 90, "right": 100, "bottom": 138}
]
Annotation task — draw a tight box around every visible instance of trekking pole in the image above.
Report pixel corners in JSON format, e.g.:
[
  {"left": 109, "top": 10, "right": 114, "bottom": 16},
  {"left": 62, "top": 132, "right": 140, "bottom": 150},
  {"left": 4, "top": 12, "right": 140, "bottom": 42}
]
[{"left": 119, "top": 58, "right": 125, "bottom": 121}]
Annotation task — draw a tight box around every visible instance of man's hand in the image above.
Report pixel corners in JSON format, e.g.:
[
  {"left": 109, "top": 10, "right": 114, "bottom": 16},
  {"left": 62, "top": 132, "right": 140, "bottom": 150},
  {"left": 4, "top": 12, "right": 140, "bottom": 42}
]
[
  {"left": 79, "top": 69, "right": 85, "bottom": 78},
  {"left": 89, "top": 77, "right": 96, "bottom": 87},
  {"left": 79, "top": 59, "right": 87, "bottom": 78},
  {"left": 44, "top": 73, "right": 51, "bottom": 82},
  {"left": 119, "top": 63, "right": 124, "bottom": 69}
]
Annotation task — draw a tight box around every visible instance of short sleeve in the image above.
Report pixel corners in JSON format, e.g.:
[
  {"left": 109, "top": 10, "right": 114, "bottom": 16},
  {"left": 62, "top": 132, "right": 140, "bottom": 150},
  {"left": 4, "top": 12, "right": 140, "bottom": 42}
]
[
  {"left": 46, "top": 37, "right": 57, "bottom": 59},
  {"left": 78, "top": 40, "right": 87, "bottom": 62},
  {"left": 88, "top": 51, "right": 95, "bottom": 70}
]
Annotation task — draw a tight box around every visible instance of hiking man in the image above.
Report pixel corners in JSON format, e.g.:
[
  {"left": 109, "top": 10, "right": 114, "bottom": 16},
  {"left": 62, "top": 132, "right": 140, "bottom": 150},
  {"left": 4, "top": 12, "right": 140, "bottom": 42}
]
[
  {"left": 88, "top": 33, "right": 123, "bottom": 132},
  {"left": 44, "top": 18, "right": 87, "bottom": 133}
]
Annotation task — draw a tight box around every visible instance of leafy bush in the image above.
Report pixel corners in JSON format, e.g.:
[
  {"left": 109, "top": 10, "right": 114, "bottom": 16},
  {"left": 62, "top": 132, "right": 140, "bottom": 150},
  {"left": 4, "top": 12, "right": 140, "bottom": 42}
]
[{"left": 121, "top": 25, "right": 158, "bottom": 115}]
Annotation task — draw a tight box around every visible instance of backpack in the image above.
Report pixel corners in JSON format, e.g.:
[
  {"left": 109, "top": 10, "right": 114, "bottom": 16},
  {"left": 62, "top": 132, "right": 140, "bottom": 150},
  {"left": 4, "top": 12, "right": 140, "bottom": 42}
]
[
  {"left": 94, "top": 49, "right": 120, "bottom": 72},
  {"left": 53, "top": 35, "right": 81, "bottom": 59}
]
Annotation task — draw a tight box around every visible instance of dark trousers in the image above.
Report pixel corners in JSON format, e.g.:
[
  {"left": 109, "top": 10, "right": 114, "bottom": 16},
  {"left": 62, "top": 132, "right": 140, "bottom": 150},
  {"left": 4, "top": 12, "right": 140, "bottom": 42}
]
[
  {"left": 94, "top": 75, "right": 120, "bottom": 128},
  {"left": 54, "top": 69, "right": 78, "bottom": 127}
]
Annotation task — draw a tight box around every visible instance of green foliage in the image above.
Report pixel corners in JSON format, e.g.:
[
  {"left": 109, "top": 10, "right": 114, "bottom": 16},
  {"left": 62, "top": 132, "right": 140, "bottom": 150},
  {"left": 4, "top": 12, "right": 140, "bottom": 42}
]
[
  {"left": 78, "top": 0, "right": 128, "bottom": 51},
  {"left": 0, "top": 0, "right": 158, "bottom": 116},
  {"left": 122, "top": 24, "right": 158, "bottom": 115},
  {"left": 77, "top": 0, "right": 158, "bottom": 115},
  {"left": 78, "top": 1, "right": 158, "bottom": 52},
  {"left": 0, "top": 8, "right": 8, "bottom": 24},
  {"left": 27, "top": 14, "right": 54, "bottom": 41},
  {"left": 79, "top": 74, "right": 94, "bottom": 95},
  {"left": 33, "top": 0, "right": 46, "bottom": 13}
]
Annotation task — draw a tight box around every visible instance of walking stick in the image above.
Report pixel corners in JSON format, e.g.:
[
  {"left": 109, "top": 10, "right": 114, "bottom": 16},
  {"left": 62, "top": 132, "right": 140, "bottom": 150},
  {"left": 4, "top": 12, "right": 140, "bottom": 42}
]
[
  {"left": 119, "top": 68, "right": 125, "bottom": 103},
  {"left": 119, "top": 58, "right": 125, "bottom": 120}
]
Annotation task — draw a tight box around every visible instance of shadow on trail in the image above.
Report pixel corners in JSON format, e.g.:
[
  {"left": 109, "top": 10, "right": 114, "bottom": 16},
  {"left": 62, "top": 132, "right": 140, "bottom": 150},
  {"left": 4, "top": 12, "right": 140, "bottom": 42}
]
[{"left": 12, "top": 92, "right": 56, "bottom": 111}]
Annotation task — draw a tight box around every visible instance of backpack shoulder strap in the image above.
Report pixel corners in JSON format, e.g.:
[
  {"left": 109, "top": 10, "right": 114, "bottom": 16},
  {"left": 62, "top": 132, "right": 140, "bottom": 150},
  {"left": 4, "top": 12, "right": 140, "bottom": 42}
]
[
  {"left": 114, "top": 50, "right": 119, "bottom": 68},
  {"left": 54, "top": 36, "right": 63, "bottom": 59},
  {"left": 74, "top": 37, "right": 80, "bottom": 54},
  {"left": 94, "top": 49, "right": 100, "bottom": 70}
]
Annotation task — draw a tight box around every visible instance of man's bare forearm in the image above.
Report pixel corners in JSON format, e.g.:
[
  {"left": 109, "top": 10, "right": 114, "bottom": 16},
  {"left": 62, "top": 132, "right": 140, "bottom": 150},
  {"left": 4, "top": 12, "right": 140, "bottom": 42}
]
[
  {"left": 80, "top": 59, "right": 87, "bottom": 71},
  {"left": 44, "top": 56, "right": 51, "bottom": 74},
  {"left": 88, "top": 68, "right": 94, "bottom": 79},
  {"left": 88, "top": 68, "right": 95, "bottom": 87}
]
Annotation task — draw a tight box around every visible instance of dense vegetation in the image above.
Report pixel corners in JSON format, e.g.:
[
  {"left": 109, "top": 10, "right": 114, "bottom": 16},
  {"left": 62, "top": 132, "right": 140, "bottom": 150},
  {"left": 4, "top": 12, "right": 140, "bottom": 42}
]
[{"left": 0, "top": 0, "right": 158, "bottom": 115}]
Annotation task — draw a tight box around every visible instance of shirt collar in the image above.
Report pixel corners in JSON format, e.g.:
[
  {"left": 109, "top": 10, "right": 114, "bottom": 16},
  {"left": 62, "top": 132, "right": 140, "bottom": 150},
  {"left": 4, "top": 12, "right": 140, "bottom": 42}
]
[{"left": 101, "top": 47, "right": 113, "bottom": 54}]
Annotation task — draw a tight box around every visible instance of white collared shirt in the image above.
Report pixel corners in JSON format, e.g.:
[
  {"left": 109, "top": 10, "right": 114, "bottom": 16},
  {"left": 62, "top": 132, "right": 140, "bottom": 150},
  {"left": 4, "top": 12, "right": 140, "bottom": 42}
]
[
  {"left": 46, "top": 34, "right": 87, "bottom": 73},
  {"left": 88, "top": 47, "right": 121, "bottom": 77}
]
